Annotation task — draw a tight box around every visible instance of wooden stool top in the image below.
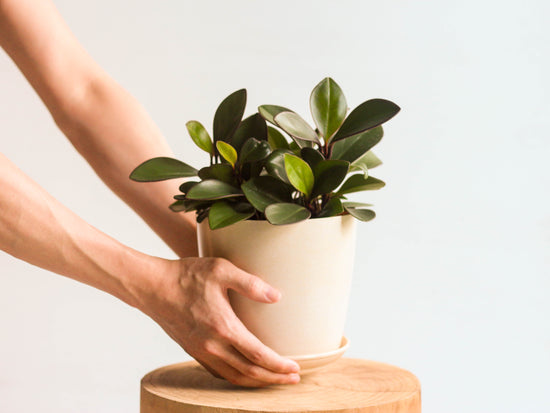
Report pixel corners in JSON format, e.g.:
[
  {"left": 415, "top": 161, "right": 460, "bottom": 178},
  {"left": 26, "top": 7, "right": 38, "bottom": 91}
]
[{"left": 141, "top": 358, "right": 421, "bottom": 413}]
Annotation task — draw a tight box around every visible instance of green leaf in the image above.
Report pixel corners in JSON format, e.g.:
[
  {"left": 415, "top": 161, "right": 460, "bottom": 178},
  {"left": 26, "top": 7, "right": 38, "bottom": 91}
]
[
  {"left": 331, "top": 126, "right": 384, "bottom": 163},
  {"left": 169, "top": 200, "right": 186, "bottom": 212},
  {"left": 265, "top": 203, "right": 311, "bottom": 225},
  {"left": 198, "top": 164, "right": 234, "bottom": 184},
  {"left": 349, "top": 150, "right": 382, "bottom": 177},
  {"left": 344, "top": 206, "right": 376, "bottom": 222},
  {"left": 179, "top": 180, "right": 200, "bottom": 194},
  {"left": 258, "top": 105, "right": 293, "bottom": 125},
  {"left": 130, "top": 157, "right": 198, "bottom": 182},
  {"left": 265, "top": 149, "right": 292, "bottom": 183},
  {"left": 284, "top": 154, "right": 315, "bottom": 196},
  {"left": 213, "top": 89, "right": 247, "bottom": 143},
  {"left": 216, "top": 141, "right": 238, "bottom": 167},
  {"left": 170, "top": 198, "right": 211, "bottom": 212},
  {"left": 300, "top": 147, "right": 325, "bottom": 169},
  {"left": 317, "top": 197, "right": 344, "bottom": 218},
  {"left": 332, "top": 99, "right": 400, "bottom": 142},
  {"left": 186, "top": 121, "right": 213, "bottom": 154},
  {"left": 267, "top": 126, "right": 289, "bottom": 150},
  {"left": 241, "top": 176, "right": 293, "bottom": 212},
  {"left": 310, "top": 77, "right": 347, "bottom": 141},
  {"left": 232, "top": 113, "right": 268, "bottom": 152},
  {"left": 239, "top": 138, "right": 271, "bottom": 164},
  {"left": 288, "top": 141, "right": 301, "bottom": 155},
  {"left": 186, "top": 179, "right": 243, "bottom": 200},
  {"left": 342, "top": 201, "right": 373, "bottom": 208},
  {"left": 337, "top": 175, "right": 385, "bottom": 195},
  {"left": 208, "top": 201, "right": 255, "bottom": 230},
  {"left": 274, "top": 112, "right": 320, "bottom": 144},
  {"left": 312, "top": 160, "right": 350, "bottom": 197}
]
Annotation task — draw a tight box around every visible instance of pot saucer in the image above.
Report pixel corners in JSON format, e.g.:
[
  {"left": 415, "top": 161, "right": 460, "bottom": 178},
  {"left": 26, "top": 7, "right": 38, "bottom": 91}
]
[{"left": 288, "top": 336, "right": 349, "bottom": 374}]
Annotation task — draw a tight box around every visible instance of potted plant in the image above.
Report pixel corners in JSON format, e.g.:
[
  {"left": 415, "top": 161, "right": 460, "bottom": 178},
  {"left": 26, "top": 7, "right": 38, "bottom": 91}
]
[{"left": 130, "top": 77, "right": 399, "bottom": 367}]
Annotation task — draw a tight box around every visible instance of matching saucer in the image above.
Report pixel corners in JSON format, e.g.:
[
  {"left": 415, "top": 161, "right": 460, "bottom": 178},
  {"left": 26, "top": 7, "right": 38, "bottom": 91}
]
[{"left": 288, "top": 336, "right": 349, "bottom": 374}]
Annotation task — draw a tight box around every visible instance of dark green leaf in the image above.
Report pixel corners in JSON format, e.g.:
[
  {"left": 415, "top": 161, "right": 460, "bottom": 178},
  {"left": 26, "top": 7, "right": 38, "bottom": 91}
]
[
  {"left": 344, "top": 206, "right": 376, "bottom": 222},
  {"left": 241, "top": 176, "right": 293, "bottom": 212},
  {"left": 171, "top": 198, "right": 212, "bottom": 212},
  {"left": 179, "top": 180, "right": 200, "bottom": 194},
  {"left": 300, "top": 147, "right": 325, "bottom": 169},
  {"left": 337, "top": 175, "right": 385, "bottom": 195},
  {"left": 264, "top": 149, "right": 292, "bottom": 183},
  {"left": 130, "top": 157, "right": 198, "bottom": 182},
  {"left": 331, "top": 126, "right": 384, "bottom": 163},
  {"left": 288, "top": 141, "right": 301, "bottom": 155},
  {"left": 265, "top": 203, "right": 311, "bottom": 225},
  {"left": 317, "top": 197, "right": 344, "bottom": 218},
  {"left": 186, "top": 179, "right": 243, "bottom": 200},
  {"left": 213, "top": 89, "right": 247, "bottom": 143},
  {"left": 267, "top": 126, "right": 289, "bottom": 150},
  {"left": 198, "top": 165, "right": 234, "bottom": 184},
  {"left": 332, "top": 99, "right": 400, "bottom": 142},
  {"left": 196, "top": 208, "right": 210, "bottom": 223},
  {"left": 310, "top": 77, "right": 347, "bottom": 140},
  {"left": 169, "top": 200, "right": 186, "bottom": 212},
  {"left": 258, "top": 105, "right": 293, "bottom": 125},
  {"left": 312, "top": 160, "right": 350, "bottom": 196},
  {"left": 208, "top": 201, "right": 255, "bottom": 230},
  {"left": 232, "top": 113, "right": 268, "bottom": 152},
  {"left": 239, "top": 138, "right": 271, "bottom": 164},
  {"left": 284, "top": 154, "right": 315, "bottom": 196},
  {"left": 274, "top": 111, "right": 320, "bottom": 144},
  {"left": 186, "top": 121, "right": 213, "bottom": 154},
  {"left": 216, "top": 141, "right": 238, "bottom": 166}
]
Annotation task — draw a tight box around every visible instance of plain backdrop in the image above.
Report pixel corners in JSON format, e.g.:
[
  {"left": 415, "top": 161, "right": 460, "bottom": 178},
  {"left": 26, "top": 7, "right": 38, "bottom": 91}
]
[{"left": 1, "top": 1, "right": 549, "bottom": 412}]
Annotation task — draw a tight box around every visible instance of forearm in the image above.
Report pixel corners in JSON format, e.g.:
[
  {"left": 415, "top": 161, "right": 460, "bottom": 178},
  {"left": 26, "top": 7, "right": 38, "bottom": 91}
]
[
  {"left": 0, "top": 0, "right": 197, "bottom": 257},
  {"left": 0, "top": 152, "right": 164, "bottom": 308}
]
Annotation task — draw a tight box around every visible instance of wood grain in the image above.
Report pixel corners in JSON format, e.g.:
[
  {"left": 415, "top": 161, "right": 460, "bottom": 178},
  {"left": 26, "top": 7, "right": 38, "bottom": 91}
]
[{"left": 141, "top": 358, "right": 421, "bottom": 413}]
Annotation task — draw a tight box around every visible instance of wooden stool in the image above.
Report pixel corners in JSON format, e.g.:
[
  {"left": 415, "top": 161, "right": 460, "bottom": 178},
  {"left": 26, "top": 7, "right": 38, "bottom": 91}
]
[{"left": 141, "top": 358, "right": 421, "bottom": 413}]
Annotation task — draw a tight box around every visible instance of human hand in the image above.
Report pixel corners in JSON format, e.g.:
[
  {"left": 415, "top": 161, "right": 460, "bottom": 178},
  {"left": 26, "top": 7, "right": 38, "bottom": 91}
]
[{"left": 135, "top": 257, "right": 301, "bottom": 387}]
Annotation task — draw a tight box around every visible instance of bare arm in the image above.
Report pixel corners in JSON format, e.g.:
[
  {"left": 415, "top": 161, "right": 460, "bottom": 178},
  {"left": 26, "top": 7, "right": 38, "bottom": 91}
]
[
  {"left": 0, "top": 153, "right": 300, "bottom": 386},
  {"left": 0, "top": 0, "right": 196, "bottom": 257}
]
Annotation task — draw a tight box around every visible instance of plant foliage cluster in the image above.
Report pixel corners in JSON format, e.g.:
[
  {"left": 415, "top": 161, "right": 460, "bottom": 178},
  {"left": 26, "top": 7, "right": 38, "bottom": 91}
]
[{"left": 130, "top": 78, "right": 400, "bottom": 229}]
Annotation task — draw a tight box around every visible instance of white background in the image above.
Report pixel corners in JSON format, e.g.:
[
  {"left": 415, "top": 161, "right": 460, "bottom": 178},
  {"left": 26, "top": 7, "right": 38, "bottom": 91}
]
[{"left": 1, "top": 1, "right": 549, "bottom": 412}]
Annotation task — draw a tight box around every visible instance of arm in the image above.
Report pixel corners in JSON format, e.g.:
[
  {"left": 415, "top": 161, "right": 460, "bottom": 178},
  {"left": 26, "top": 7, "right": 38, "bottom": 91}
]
[
  {"left": 0, "top": 153, "right": 300, "bottom": 386},
  {"left": 0, "top": 0, "right": 195, "bottom": 257}
]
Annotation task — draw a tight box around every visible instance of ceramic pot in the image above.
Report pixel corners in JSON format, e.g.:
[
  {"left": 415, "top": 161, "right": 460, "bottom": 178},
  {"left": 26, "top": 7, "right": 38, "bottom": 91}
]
[{"left": 197, "top": 214, "right": 356, "bottom": 357}]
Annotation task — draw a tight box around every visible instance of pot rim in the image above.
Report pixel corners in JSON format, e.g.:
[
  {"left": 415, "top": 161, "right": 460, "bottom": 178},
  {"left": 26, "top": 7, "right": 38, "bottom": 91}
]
[{"left": 199, "top": 213, "right": 354, "bottom": 230}]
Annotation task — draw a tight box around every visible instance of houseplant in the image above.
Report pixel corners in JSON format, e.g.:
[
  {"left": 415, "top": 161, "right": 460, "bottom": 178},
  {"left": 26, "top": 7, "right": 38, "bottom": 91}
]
[{"left": 131, "top": 77, "right": 399, "bottom": 365}]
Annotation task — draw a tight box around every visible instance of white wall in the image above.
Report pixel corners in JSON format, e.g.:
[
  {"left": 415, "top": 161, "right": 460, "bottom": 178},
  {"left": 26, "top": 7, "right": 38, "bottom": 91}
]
[{"left": 1, "top": 1, "right": 548, "bottom": 412}]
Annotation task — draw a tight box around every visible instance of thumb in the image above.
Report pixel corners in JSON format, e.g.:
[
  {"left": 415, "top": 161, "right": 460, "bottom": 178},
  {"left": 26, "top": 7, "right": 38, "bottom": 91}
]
[{"left": 225, "top": 267, "right": 281, "bottom": 304}]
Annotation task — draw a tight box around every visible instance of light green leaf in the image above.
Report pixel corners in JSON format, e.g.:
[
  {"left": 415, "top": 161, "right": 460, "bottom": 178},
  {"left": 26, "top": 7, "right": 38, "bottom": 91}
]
[
  {"left": 216, "top": 141, "right": 238, "bottom": 167},
  {"left": 342, "top": 201, "right": 373, "bottom": 208},
  {"left": 337, "top": 175, "right": 385, "bottom": 195},
  {"left": 241, "top": 176, "right": 293, "bottom": 212},
  {"left": 130, "top": 157, "right": 198, "bottom": 182},
  {"left": 265, "top": 203, "right": 311, "bottom": 225},
  {"left": 258, "top": 105, "right": 293, "bottom": 125},
  {"left": 332, "top": 99, "right": 400, "bottom": 142},
  {"left": 208, "top": 201, "right": 254, "bottom": 230},
  {"left": 310, "top": 77, "right": 347, "bottom": 141},
  {"left": 284, "top": 154, "right": 315, "bottom": 196},
  {"left": 274, "top": 112, "right": 320, "bottom": 144},
  {"left": 186, "top": 121, "right": 213, "bottom": 154},
  {"left": 186, "top": 179, "right": 243, "bottom": 200}
]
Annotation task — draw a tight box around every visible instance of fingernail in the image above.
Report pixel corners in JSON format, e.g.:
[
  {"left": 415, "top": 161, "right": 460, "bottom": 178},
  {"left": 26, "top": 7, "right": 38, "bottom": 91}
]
[
  {"left": 265, "top": 288, "right": 281, "bottom": 302},
  {"left": 288, "top": 361, "right": 300, "bottom": 373},
  {"left": 289, "top": 373, "right": 300, "bottom": 383}
]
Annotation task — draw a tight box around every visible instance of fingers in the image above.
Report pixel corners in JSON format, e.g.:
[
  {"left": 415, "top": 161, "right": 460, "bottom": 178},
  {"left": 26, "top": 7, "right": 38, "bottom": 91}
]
[
  {"left": 198, "top": 345, "right": 299, "bottom": 387},
  {"left": 228, "top": 316, "right": 300, "bottom": 375},
  {"left": 223, "top": 263, "right": 281, "bottom": 304}
]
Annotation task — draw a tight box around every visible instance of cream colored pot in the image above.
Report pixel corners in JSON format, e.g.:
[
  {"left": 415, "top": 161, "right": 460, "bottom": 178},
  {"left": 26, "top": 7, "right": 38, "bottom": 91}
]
[{"left": 198, "top": 214, "right": 356, "bottom": 358}]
